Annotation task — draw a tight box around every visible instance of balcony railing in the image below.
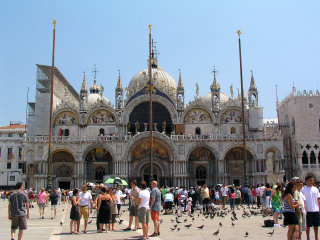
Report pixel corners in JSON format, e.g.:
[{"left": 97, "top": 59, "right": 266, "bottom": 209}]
[
  {"left": 25, "top": 135, "right": 132, "bottom": 143},
  {"left": 171, "top": 133, "right": 282, "bottom": 141}
]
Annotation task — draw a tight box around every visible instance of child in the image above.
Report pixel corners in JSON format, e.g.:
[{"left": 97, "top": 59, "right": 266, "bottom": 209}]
[
  {"left": 180, "top": 198, "right": 185, "bottom": 213},
  {"left": 187, "top": 197, "right": 192, "bottom": 215}
]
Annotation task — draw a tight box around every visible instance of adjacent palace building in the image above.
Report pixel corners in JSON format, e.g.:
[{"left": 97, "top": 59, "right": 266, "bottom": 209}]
[{"left": 16, "top": 56, "right": 285, "bottom": 190}]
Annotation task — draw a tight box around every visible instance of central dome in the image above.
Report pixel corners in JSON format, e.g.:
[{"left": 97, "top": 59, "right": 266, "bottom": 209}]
[{"left": 127, "top": 66, "right": 177, "bottom": 102}]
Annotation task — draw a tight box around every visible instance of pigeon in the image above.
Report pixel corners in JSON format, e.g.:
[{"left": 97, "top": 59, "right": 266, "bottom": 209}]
[
  {"left": 62, "top": 209, "right": 64, "bottom": 212},
  {"left": 176, "top": 219, "right": 182, "bottom": 224},
  {"left": 119, "top": 219, "right": 124, "bottom": 224},
  {"left": 192, "top": 217, "right": 195, "bottom": 221},
  {"left": 170, "top": 227, "right": 176, "bottom": 231},
  {"left": 177, "top": 227, "right": 180, "bottom": 231},
  {"left": 171, "top": 219, "right": 175, "bottom": 222},
  {"left": 197, "top": 225, "right": 204, "bottom": 229},
  {"left": 184, "top": 218, "right": 188, "bottom": 222},
  {"left": 267, "top": 229, "right": 275, "bottom": 236},
  {"left": 184, "top": 224, "right": 192, "bottom": 228},
  {"left": 245, "top": 232, "right": 249, "bottom": 237},
  {"left": 213, "top": 229, "right": 219, "bottom": 236},
  {"left": 60, "top": 222, "right": 63, "bottom": 226},
  {"left": 231, "top": 223, "right": 235, "bottom": 227},
  {"left": 219, "top": 222, "right": 222, "bottom": 227},
  {"left": 88, "top": 220, "right": 92, "bottom": 224}
]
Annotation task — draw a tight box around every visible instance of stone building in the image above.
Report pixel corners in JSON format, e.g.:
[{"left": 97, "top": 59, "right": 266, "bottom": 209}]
[
  {"left": 0, "top": 122, "right": 26, "bottom": 188},
  {"left": 278, "top": 87, "right": 320, "bottom": 181},
  {"left": 23, "top": 60, "right": 284, "bottom": 190}
]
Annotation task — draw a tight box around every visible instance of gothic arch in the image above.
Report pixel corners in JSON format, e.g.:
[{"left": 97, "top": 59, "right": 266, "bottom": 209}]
[
  {"left": 182, "top": 104, "right": 214, "bottom": 124},
  {"left": 123, "top": 94, "right": 178, "bottom": 124},
  {"left": 264, "top": 146, "right": 282, "bottom": 159},
  {"left": 135, "top": 160, "right": 166, "bottom": 178},
  {"left": 222, "top": 144, "right": 256, "bottom": 160},
  {"left": 186, "top": 144, "right": 218, "bottom": 161},
  {"left": 82, "top": 144, "right": 115, "bottom": 162},
  {"left": 86, "top": 107, "right": 118, "bottom": 125},
  {"left": 43, "top": 145, "right": 77, "bottom": 161},
  {"left": 53, "top": 109, "right": 79, "bottom": 126},
  {"left": 219, "top": 107, "right": 244, "bottom": 123}
]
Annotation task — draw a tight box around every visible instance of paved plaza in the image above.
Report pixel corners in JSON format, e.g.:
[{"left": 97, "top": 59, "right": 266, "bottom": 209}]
[{"left": 3, "top": 199, "right": 318, "bottom": 240}]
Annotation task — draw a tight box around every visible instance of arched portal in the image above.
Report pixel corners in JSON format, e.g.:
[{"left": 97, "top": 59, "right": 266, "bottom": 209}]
[
  {"left": 52, "top": 151, "right": 75, "bottom": 189},
  {"left": 128, "top": 102, "right": 172, "bottom": 134},
  {"left": 85, "top": 148, "right": 113, "bottom": 182},
  {"left": 129, "top": 138, "right": 172, "bottom": 187},
  {"left": 225, "top": 147, "right": 253, "bottom": 185},
  {"left": 188, "top": 147, "right": 216, "bottom": 186}
]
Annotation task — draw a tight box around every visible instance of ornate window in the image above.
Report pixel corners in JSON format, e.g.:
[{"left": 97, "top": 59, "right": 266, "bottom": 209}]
[
  {"left": 302, "top": 151, "right": 308, "bottom": 165},
  {"left": 99, "top": 128, "right": 105, "bottom": 136},
  {"left": 231, "top": 127, "right": 236, "bottom": 134},
  {"left": 195, "top": 127, "right": 201, "bottom": 135},
  {"left": 196, "top": 166, "right": 206, "bottom": 179},
  {"left": 95, "top": 166, "right": 105, "bottom": 181}
]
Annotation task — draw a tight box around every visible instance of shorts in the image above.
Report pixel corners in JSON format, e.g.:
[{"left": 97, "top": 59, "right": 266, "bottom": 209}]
[
  {"left": 80, "top": 206, "right": 89, "bottom": 221},
  {"left": 138, "top": 207, "right": 150, "bottom": 223},
  {"left": 298, "top": 213, "right": 306, "bottom": 232},
  {"left": 38, "top": 203, "right": 46, "bottom": 208},
  {"left": 221, "top": 196, "right": 227, "bottom": 205},
  {"left": 11, "top": 216, "right": 27, "bottom": 230},
  {"left": 283, "top": 212, "right": 299, "bottom": 226},
  {"left": 129, "top": 205, "right": 138, "bottom": 216},
  {"left": 165, "top": 201, "right": 173, "bottom": 210},
  {"left": 110, "top": 214, "right": 117, "bottom": 223},
  {"left": 51, "top": 205, "right": 57, "bottom": 210},
  {"left": 150, "top": 210, "right": 160, "bottom": 221},
  {"left": 306, "top": 212, "right": 320, "bottom": 227}
]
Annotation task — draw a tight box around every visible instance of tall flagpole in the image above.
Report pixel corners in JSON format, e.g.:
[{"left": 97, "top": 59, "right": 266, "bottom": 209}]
[
  {"left": 237, "top": 30, "right": 248, "bottom": 186},
  {"left": 148, "top": 24, "right": 153, "bottom": 184},
  {"left": 47, "top": 19, "right": 56, "bottom": 191}
]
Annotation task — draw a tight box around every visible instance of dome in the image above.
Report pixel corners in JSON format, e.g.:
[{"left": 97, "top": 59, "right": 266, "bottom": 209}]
[
  {"left": 90, "top": 79, "right": 100, "bottom": 94},
  {"left": 127, "top": 66, "right": 177, "bottom": 102},
  {"left": 203, "top": 92, "right": 230, "bottom": 104},
  {"left": 87, "top": 93, "right": 109, "bottom": 106}
]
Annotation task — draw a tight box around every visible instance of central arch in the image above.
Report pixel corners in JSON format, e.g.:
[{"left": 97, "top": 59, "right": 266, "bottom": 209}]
[{"left": 52, "top": 150, "right": 75, "bottom": 189}]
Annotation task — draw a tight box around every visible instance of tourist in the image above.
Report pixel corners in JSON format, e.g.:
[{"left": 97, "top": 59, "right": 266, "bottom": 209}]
[
  {"left": 264, "top": 183, "right": 272, "bottom": 214},
  {"left": 164, "top": 189, "right": 174, "bottom": 214},
  {"left": 252, "top": 186, "right": 257, "bottom": 206},
  {"left": 149, "top": 181, "right": 161, "bottom": 237},
  {"left": 97, "top": 187, "right": 112, "bottom": 233},
  {"left": 79, "top": 185, "right": 94, "bottom": 233},
  {"left": 302, "top": 175, "right": 320, "bottom": 240},
  {"left": 235, "top": 186, "right": 242, "bottom": 209},
  {"left": 296, "top": 179, "right": 306, "bottom": 240},
  {"left": 269, "top": 184, "right": 282, "bottom": 224},
  {"left": 247, "top": 186, "right": 252, "bottom": 207},
  {"left": 56, "top": 188, "right": 62, "bottom": 205},
  {"left": 221, "top": 184, "right": 228, "bottom": 209},
  {"left": 124, "top": 180, "right": 140, "bottom": 231},
  {"left": 188, "top": 187, "right": 197, "bottom": 214},
  {"left": 8, "top": 182, "right": 29, "bottom": 240},
  {"left": 115, "top": 185, "right": 124, "bottom": 216},
  {"left": 70, "top": 189, "right": 81, "bottom": 234},
  {"left": 214, "top": 187, "right": 220, "bottom": 205},
  {"left": 229, "top": 188, "right": 235, "bottom": 210},
  {"left": 258, "top": 184, "right": 266, "bottom": 210},
  {"left": 201, "top": 184, "right": 210, "bottom": 213},
  {"left": 108, "top": 187, "right": 118, "bottom": 230},
  {"left": 137, "top": 181, "right": 150, "bottom": 240},
  {"left": 256, "top": 184, "right": 261, "bottom": 208},
  {"left": 28, "top": 189, "right": 35, "bottom": 208},
  {"left": 38, "top": 188, "right": 47, "bottom": 219},
  {"left": 282, "top": 182, "right": 299, "bottom": 240},
  {"left": 49, "top": 189, "right": 58, "bottom": 219}
]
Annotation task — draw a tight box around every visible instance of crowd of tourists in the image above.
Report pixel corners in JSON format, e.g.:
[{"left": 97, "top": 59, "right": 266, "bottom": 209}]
[{"left": 6, "top": 176, "right": 320, "bottom": 240}]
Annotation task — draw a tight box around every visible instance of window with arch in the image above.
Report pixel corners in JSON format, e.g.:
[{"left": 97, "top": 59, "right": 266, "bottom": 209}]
[
  {"left": 99, "top": 128, "right": 105, "bottom": 136},
  {"left": 302, "top": 151, "right": 308, "bottom": 165},
  {"left": 196, "top": 166, "right": 206, "bottom": 179},
  {"left": 195, "top": 127, "right": 201, "bottom": 135},
  {"left": 231, "top": 127, "right": 236, "bottom": 134},
  {"left": 95, "top": 166, "right": 106, "bottom": 181},
  {"left": 64, "top": 129, "right": 69, "bottom": 136},
  {"left": 310, "top": 151, "right": 316, "bottom": 164}
]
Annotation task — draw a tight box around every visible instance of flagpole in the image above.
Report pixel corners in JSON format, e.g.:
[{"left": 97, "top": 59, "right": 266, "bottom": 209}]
[
  {"left": 47, "top": 19, "right": 56, "bottom": 191},
  {"left": 237, "top": 30, "right": 248, "bottom": 186},
  {"left": 148, "top": 24, "right": 153, "bottom": 185}
]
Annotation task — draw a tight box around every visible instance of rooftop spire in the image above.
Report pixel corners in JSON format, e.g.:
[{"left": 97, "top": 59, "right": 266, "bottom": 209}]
[
  {"left": 249, "top": 70, "right": 257, "bottom": 90},
  {"left": 177, "top": 69, "right": 184, "bottom": 90},
  {"left": 210, "top": 66, "right": 220, "bottom": 92},
  {"left": 116, "top": 70, "right": 123, "bottom": 90},
  {"left": 80, "top": 71, "right": 88, "bottom": 93}
]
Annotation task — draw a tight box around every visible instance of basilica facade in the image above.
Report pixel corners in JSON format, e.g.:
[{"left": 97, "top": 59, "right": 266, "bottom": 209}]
[{"left": 23, "top": 60, "right": 284, "bottom": 190}]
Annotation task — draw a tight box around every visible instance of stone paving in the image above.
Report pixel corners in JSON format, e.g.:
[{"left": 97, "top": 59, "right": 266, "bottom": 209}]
[{"left": 1, "top": 200, "right": 316, "bottom": 240}]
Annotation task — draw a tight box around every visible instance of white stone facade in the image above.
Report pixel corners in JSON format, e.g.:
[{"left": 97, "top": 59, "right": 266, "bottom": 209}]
[
  {"left": 0, "top": 123, "right": 26, "bottom": 188},
  {"left": 278, "top": 87, "right": 320, "bottom": 181},
  {"left": 23, "top": 64, "right": 284, "bottom": 190}
]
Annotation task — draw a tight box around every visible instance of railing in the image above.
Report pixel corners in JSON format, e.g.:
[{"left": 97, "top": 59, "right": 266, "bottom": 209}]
[
  {"left": 25, "top": 135, "right": 132, "bottom": 143},
  {"left": 171, "top": 133, "right": 282, "bottom": 141}
]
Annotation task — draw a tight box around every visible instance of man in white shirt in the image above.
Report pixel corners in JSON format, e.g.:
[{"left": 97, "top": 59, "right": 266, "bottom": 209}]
[
  {"left": 137, "top": 181, "right": 150, "bottom": 240},
  {"left": 302, "top": 176, "right": 320, "bottom": 240},
  {"left": 78, "top": 185, "right": 94, "bottom": 233},
  {"left": 220, "top": 184, "right": 228, "bottom": 209},
  {"left": 258, "top": 184, "right": 266, "bottom": 210}
]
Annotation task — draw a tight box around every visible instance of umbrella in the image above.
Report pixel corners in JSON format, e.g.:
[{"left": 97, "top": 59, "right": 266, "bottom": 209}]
[{"left": 105, "top": 177, "right": 128, "bottom": 186}]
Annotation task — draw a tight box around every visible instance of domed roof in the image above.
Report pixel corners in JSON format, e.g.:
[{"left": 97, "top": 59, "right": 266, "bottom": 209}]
[
  {"left": 90, "top": 79, "right": 100, "bottom": 93},
  {"left": 203, "top": 92, "right": 230, "bottom": 104},
  {"left": 87, "top": 93, "right": 109, "bottom": 106},
  {"left": 127, "top": 66, "right": 177, "bottom": 102}
]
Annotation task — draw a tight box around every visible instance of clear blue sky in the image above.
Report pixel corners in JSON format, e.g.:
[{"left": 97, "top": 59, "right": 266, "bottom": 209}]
[{"left": 1, "top": 0, "right": 319, "bottom": 126}]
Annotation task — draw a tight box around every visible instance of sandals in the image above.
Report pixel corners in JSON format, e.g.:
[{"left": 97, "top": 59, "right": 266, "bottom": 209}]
[
  {"left": 149, "top": 232, "right": 159, "bottom": 237},
  {"left": 123, "top": 227, "right": 131, "bottom": 231}
]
